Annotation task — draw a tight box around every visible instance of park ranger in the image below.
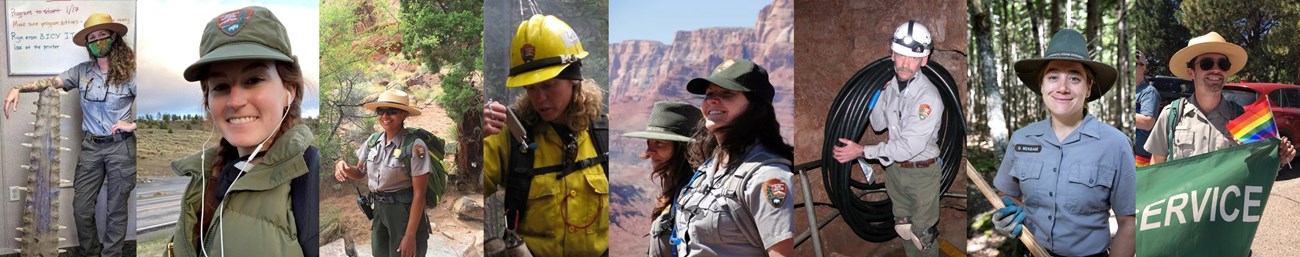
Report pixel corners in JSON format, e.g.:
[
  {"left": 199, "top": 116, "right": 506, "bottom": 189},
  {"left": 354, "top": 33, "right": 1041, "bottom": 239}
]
[
  {"left": 4, "top": 13, "right": 138, "bottom": 257},
  {"left": 671, "top": 58, "right": 795, "bottom": 257},
  {"left": 1144, "top": 32, "right": 1296, "bottom": 165},
  {"left": 480, "top": 14, "right": 609, "bottom": 256},
  {"left": 832, "top": 20, "right": 944, "bottom": 256},
  {"left": 335, "top": 89, "right": 433, "bottom": 257}
]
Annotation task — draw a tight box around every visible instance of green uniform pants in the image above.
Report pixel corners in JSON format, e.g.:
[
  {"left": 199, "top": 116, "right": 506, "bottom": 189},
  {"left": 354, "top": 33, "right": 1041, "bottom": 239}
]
[
  {"left": 371, "top": 193, "right": 430, "bottom": 257},
  {"left": 73, "top": 133, "right": 136, "bottom": 257},
  {"left": 885, "top": 163, "right": 941, "bottom": 257}
]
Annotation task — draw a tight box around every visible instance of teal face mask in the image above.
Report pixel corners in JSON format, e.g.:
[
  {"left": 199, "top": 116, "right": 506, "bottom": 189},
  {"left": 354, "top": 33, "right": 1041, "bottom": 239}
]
[{"left": 88, "top": 38, "right": 114, "bottom": 58}]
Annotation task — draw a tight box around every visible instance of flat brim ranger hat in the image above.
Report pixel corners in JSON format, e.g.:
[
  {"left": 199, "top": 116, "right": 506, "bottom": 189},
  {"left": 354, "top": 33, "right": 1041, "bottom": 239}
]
[
  {"left": 1013, "top": 29, "right": 1117, "bottom": 102},
  {"left": 363, "top": 89, "right": 423, "bottom": 117},
  {"left": 74, "top": 13, "right": 128, "bottom": 46},
  {"left": 184, "top": 6, "right": 297, "bottom": 82},
  {"left": 1168, "top": 31, "right": 1247, "bottom": 80},
  {"left": 623, "top": 101, "right": 702, "bottom": 142}
]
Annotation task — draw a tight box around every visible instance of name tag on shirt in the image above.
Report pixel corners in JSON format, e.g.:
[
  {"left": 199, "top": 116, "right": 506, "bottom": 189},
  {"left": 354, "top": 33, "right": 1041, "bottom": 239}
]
[{"left": 1015, "top": 144, "right": 1042, "bottom": 153}]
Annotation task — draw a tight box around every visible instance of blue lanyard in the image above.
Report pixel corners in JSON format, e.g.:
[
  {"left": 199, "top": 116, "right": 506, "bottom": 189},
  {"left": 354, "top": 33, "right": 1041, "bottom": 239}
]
[{"left": 669, "top": 170, "right": 704, "bottom": 256}]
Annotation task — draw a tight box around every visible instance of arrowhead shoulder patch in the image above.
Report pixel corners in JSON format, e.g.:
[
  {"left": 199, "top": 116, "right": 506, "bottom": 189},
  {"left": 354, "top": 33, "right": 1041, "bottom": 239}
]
[
  {"left": 918, "top": 103, "right": 932, "bottom": 120},
  {"left": 763, "top": 179, "right": 788, "bottom": 208},
  {"left": 414, "top": 144, "right": 427, "bottom": 159}
]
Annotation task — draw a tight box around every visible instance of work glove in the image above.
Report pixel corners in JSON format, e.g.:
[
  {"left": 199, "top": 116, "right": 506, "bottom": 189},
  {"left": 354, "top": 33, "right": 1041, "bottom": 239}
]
[{"left": 991, "top": 196, "right": 1027, "bottom": 237}]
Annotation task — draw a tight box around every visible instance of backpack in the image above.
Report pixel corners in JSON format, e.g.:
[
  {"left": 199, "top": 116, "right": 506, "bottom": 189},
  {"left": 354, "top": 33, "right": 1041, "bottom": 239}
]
[
  {"left": 367, "top": 127, "right": 449, "bottom": 208},
  {"left": 502, "top": 116, "right": 608, "bottom": 230}
]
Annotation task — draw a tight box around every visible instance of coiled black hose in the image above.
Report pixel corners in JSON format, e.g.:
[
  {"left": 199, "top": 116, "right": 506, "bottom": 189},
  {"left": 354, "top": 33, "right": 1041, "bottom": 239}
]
[{"left": 819, "top": 57, "right": 966, "bottom": 242}]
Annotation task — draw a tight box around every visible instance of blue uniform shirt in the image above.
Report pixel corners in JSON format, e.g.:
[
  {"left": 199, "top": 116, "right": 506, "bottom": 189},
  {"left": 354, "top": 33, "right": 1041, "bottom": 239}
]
[
  {"left": 58, "top": 61, "right": 136, "bottom": 136},
  {"left": 1135, "top": 81, "right": 1160, "bottom": 155},
  {"left": 994, "top": 113, "right": 1137, "bottom": 256}
]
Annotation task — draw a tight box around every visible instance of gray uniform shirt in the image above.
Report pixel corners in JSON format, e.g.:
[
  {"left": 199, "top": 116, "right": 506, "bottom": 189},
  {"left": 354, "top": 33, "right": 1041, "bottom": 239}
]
[
  {"left": 59, "top": 61, "right": 136, "bottom": 136},
  {"left": 994, "top": 114, "right": 1137, "bottom": 256},
  {"left": 671, "top": 144, "right": 793, "bottom": 256},
  {"left": 864, "top": 75, "right": 943, "bottom": 166},
  {"left": 1144, "top": 96, "right": 1243, "bottom": 160},
  {"left": 356, "top": 129, "right": 432, "bottom": 192}
]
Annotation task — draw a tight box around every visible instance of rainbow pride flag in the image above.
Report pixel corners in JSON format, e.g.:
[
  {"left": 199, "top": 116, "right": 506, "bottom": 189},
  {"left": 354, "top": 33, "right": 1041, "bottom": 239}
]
[
  {"left": 1136, "top": 154, "right": 1151, "bottom": 167},
  {"left": 1226, "top": 98, "right": 1279, "bottom": 144}
]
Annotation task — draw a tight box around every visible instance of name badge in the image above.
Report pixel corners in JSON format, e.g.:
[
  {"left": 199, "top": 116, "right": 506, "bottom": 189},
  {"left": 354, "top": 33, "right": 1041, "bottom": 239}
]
[{"left": 1014, "top": 144, "right": 1041, "bottom": 153}]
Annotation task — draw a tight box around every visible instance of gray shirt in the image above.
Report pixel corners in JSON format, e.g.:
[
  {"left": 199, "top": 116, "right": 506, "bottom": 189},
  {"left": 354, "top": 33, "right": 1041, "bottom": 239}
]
[
  {"left": 58, "top": 61, "right": 136, "bottom": 136},
  {"left": 1144, "top": 96, "right": 1243, "bottom": 160},
  {"left": 671, "top": 144, "right": 793, "bottom": 256},
  {"left": 994, "top": 114, "right": 1137, "bottom": 256},
  {"left": 864, "top": 75, "right": 943, "bottom": 166},
  {"left": 356, "top": 129, "right": 432, "bottom": 192}
]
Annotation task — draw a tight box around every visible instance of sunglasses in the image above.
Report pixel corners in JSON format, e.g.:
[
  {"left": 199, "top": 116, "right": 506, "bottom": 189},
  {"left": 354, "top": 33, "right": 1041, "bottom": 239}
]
[
  {"left": 375, "top": 107, "right": 406, "bottom": 116},
  {"left": 1193, "top": 57, "right": 1232, "bottom": 71}
]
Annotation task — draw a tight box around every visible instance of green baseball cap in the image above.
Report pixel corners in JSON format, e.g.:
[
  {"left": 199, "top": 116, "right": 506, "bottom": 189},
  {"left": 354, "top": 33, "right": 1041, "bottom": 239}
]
[
  {"left": 183, "top": 6, "right": 296, "bottom": 82},
  {"left": 623, "top": 101, "right": 702, "bottom": 142},
  {"left": 686, "top": 59, "right": 776, "bottom": 103}
]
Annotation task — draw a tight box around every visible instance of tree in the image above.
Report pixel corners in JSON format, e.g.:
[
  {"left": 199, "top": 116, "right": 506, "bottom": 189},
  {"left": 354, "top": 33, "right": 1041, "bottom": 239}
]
[
  {"left": 399, "top": 0, "right": 484, "bottom": 122},
  {"left": 318, "top": 0, "right": 401, "bottom": 167},
  {"left": 1179, "top": 0, "right": 1300, "bottom": 83}
]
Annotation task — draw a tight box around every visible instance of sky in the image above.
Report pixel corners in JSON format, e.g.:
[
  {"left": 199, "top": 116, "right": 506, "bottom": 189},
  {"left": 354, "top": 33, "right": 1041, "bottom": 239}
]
[
  {"left": 609, "top": 0, "right": 768, "bottom": 44},
  {"left": 135, "top": 0, "right": 320, "bottom": 117}
]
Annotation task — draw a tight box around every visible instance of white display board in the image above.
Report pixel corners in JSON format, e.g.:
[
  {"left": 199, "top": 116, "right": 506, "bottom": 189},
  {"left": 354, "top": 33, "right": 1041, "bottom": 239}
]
[{"left": 5, "top": 0, "right": 136, "bottom": 75}]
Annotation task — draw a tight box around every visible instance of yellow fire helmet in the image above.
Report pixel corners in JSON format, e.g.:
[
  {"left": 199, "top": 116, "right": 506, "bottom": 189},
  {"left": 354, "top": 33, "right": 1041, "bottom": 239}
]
[{"left": 506, "top": 14, "right": 589, "bottom": 87}]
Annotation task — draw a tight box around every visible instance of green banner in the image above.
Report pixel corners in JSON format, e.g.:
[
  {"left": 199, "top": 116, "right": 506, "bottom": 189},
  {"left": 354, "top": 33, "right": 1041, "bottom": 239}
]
[{"left": 1136, "top": 138, "right": 1281, "bottom": 256}]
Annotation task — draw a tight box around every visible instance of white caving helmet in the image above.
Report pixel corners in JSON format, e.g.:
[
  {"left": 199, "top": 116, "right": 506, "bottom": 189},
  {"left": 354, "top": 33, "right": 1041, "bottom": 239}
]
[{"left": 891, "top": 20, "right": 933, "bottom": 57}]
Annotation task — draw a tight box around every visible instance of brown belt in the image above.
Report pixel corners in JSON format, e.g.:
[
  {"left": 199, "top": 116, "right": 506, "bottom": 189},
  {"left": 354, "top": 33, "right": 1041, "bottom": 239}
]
[{"left": 897, "top": 158, "right": 936, "bottom": 168}]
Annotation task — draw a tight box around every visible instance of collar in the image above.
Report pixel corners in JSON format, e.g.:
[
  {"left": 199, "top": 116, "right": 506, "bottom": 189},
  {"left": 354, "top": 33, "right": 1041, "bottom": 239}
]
[
  {"left": 1022, "top": 113, "right": 1102, "bottom": 146},
  {"left": 378, "top": 128, "right": 411, "bottom": 147},
  {"left": 173, "top": 124, "right": 314, "bottom": 191},
  {"left": 1183, "top": 95, "right": 1236, "bottom": 121}
]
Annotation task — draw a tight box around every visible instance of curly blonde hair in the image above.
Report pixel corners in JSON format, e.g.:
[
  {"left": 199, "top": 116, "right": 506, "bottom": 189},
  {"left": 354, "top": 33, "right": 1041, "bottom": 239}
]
[
  {"left": 106, "top": 34, "right": 135, "bottom": 87},
  {"left": 512, "top": 78, "right": 605, "bottom": 131}
]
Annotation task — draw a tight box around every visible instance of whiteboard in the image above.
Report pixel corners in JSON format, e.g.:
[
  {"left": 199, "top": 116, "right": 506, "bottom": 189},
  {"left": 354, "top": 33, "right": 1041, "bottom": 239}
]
[{"left": 5, "top": 0, "right": 137, "bottom": 75}]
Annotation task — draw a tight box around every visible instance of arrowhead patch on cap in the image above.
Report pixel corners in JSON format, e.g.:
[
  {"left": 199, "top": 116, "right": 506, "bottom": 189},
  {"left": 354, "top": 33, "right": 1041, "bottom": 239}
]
[
  {"left": 763, "top": 179, "right": 788, "bottom": 208},
  {"left": 218, "top": 8, "right": 254, "bottom": 36},
  {"left": 714, "top": 59, "right": 736, "bottom": 75}
]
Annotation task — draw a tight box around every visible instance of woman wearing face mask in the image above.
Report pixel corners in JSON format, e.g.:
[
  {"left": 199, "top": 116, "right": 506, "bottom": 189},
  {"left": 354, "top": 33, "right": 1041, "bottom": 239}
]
[
  {"left": 670, "top": 59, "right": 795, "bottom": 257},
  {"left": 2, "top": 13, "right": 137, "bottom": 257},
  {"left": 166, "top": 6, "right": 319, "bottom": 257},
  {"left": 991, "top": 29, "right": 1136, "bottom": 257},
  {"left": 621, "top": 101, "right": 702, "bottom": 257},
  {"left": 480, "top": 14, "right": 609, "bottom": 256}
]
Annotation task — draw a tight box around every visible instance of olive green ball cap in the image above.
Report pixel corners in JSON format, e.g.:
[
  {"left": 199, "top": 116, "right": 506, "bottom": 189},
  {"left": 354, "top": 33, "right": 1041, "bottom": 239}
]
[{"left": 184, "top": 6, "right": 296, "bottom": 82}]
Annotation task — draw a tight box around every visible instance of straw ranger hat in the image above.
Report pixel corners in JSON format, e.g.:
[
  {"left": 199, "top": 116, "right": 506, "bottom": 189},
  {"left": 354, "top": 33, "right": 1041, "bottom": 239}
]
[
  {"left": 74, "top": 13, "right": 128, "bottom": 46},
  {"left": 1168, "top": 32, "right": 1247, "bottom": 80},
  {"left": 362, "top": 89, "right": 422, "bottom": 116}
]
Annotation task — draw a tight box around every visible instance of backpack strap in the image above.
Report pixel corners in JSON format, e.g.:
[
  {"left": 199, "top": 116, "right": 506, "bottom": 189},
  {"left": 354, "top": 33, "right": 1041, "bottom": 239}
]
[
  {"left": 1167, "top": 98, "right": 1183, "bottom": 159},
  {"left": 721, "top": 150, "right": 792, "bottom": 248},
  {"left": 503, "top": 125, "right": 536, "bottom": 231},
  {"left": 502, "top": 116, "right": 609, "bottom": 230},
  {"left": 590, "top": 115, "right": 609, "bottom": 177},
  {"left": 291, "top": 146, "right": 320, "bottom": 255}
]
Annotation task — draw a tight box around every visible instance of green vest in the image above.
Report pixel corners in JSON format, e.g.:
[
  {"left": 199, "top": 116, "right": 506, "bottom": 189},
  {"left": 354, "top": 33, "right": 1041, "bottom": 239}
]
[{"left": 168, "top": 124, "right": 314, "bottom": 257}]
